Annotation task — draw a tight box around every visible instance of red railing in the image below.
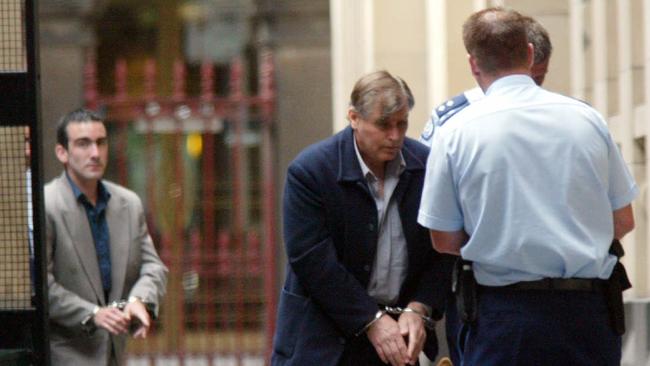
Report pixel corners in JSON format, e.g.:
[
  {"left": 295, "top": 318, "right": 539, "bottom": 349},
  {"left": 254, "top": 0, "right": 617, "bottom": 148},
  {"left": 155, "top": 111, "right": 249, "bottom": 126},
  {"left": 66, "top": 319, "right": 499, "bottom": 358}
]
[{"left": 84, "top": 50, "right": 278, "bottom": 365}]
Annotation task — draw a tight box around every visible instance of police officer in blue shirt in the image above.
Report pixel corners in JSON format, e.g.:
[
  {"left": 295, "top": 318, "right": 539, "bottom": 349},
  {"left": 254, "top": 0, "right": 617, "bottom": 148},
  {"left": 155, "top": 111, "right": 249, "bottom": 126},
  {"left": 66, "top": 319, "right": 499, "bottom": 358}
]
[
  {"left": 418, "top": 7, "right": 637, "bottom": 366},
  {"left": 420, "top": 15, "right": 553, "bottom": 366},
  {"left": 420, "top": 16, "right": 552, "bottom": 147}
]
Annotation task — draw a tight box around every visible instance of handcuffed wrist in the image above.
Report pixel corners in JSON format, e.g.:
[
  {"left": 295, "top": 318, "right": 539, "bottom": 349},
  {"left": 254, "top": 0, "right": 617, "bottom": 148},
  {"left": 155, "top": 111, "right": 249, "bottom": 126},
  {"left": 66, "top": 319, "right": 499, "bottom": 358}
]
[
  {"left": 355, "top": 309, "right": 385, "bottom": 337},
  {"left": 406, "top": 301, "right": 431, "bottom": 317},
  {"left": 384, "top": 305, "right": 436, "bottom": 330},
  {"left": 404, "top": 306, "right": 426, "bottom": 316}
]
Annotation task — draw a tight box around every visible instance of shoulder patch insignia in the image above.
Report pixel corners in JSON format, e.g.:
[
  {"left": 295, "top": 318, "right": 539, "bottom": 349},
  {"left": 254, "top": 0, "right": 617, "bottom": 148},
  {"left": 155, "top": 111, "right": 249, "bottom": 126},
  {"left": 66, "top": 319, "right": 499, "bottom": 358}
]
[
  {"left": 435, "top": 93, "right": 469, "bottom": 118},
  {"left": 435, "top": 93, "right": 470, "bottom": 127},
  {"left": 421, "top": 121, "right": 434, "bottom": 141}
]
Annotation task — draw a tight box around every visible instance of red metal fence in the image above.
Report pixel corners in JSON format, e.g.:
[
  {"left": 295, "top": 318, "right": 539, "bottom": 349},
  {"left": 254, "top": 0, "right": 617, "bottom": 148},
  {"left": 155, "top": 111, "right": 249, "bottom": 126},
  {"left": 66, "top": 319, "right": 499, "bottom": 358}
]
[{"left": 84, "top": 51, "right": 277, "bottom": 365}]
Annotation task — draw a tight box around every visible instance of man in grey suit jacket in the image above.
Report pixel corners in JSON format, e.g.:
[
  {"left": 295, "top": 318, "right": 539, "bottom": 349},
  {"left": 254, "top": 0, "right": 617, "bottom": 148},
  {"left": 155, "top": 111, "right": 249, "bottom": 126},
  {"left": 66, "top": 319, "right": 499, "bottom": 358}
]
[{"left": 45, "top": 108, "right": 168, "bottom": 365}]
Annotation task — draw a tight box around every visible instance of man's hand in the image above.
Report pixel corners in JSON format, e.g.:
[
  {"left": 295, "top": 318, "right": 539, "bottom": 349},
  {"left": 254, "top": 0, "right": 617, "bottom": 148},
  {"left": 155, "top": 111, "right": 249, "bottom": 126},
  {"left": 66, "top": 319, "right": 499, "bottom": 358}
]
[
  {"left": 123, "top": 298, "right": 152, "bottom": 339},
  {"left": 398, "top": 302, "right": 428, "bottom": 365},
  {"left": 367, "top": 314, "right": 408, "bottom": 366},
  {"left": 93, "top": 307, "right": 131, "bottom": 335}
]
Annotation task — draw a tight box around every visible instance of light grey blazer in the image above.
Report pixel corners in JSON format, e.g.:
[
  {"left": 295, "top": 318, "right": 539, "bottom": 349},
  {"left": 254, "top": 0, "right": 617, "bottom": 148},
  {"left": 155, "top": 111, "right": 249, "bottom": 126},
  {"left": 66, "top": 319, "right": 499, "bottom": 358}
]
[{"left": 45, "top": 173, "right": 168, "bottom": 366}]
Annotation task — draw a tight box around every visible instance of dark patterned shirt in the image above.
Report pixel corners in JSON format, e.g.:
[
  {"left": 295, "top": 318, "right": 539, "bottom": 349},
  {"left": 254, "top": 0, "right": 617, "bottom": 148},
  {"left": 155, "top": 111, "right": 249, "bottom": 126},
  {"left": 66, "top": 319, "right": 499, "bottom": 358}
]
[{"left": 66, "top": 173, "right": 112, "bottom": 295}]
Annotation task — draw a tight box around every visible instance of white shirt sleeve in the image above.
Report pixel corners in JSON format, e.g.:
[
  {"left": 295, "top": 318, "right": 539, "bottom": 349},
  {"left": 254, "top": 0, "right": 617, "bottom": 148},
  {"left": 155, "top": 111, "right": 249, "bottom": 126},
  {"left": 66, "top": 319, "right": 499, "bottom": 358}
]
[
  {"left": 417, "top": 136, "right": 465, "bottom": 231},
  {"left": 606, "top": 134, "right": 639, "bottom": 210}
]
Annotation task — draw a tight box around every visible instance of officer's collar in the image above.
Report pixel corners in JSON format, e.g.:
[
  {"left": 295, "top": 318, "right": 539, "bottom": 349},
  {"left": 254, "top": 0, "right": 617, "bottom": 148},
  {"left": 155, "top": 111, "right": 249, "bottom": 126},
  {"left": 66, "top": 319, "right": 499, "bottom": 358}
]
[{"left": 485, "top": 74, "right": 535, "bottom": 96}]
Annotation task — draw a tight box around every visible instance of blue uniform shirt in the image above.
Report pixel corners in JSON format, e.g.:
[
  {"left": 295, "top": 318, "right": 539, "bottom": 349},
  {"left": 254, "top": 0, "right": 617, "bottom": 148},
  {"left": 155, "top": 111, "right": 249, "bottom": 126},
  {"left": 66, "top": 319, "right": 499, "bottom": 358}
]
[
  {"left": 66, "top": 173, "right": 112, "bottom": 293},
  {"left": 418, "top": 75, "right": 638, "bottom": 286}
]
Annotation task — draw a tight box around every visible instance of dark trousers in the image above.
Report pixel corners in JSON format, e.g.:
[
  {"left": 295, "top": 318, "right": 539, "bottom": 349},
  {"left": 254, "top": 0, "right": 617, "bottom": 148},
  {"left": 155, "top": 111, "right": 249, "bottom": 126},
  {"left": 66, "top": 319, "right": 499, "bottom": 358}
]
[
  {"left": 444, "top": 294, "right": 463, "bottom": 366},
  {"left": 462, "top": 286, "right": 621, "bottom": 366}
]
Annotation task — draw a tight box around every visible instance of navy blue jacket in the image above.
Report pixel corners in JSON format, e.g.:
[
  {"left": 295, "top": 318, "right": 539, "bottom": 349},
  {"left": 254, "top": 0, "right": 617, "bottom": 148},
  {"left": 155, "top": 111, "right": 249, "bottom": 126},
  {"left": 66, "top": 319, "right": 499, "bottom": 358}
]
[{"left": 272, "top": 126, "right": 453, "bottom": 365}]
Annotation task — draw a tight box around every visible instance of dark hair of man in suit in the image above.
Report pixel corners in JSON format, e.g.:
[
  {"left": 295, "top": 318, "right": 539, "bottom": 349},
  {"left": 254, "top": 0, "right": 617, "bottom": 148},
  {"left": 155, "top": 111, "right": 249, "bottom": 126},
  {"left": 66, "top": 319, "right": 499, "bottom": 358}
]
[{"left": 56, "top": 108, "right": 104, "bottom": 149}]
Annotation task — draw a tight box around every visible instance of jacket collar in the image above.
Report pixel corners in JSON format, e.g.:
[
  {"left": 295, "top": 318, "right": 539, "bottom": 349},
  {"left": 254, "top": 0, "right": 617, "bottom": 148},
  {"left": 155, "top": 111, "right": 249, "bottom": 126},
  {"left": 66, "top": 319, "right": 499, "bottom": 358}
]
[
  {"left": 337, "top": 126, "right": 425, "bottom": 183},
  {"left": 65, "top": 171, "right": 111, "bottom": 210}
]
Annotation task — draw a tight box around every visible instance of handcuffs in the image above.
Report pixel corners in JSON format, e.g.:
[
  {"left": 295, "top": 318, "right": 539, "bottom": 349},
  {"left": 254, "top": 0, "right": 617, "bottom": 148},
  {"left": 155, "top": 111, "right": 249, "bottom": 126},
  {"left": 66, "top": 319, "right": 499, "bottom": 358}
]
[
  {"left": 355, "top": 305, "right": 436, "bottom": 336},
  {"left": 384, "top": 306, "right": 436, "bottom": 330}
]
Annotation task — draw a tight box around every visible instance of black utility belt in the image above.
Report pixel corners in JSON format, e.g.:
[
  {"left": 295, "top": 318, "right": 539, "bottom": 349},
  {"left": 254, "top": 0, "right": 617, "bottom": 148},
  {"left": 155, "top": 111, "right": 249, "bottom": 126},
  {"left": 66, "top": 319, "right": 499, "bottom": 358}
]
[{"left": 486, "top": 278, "right": 605, "bottom": 292}]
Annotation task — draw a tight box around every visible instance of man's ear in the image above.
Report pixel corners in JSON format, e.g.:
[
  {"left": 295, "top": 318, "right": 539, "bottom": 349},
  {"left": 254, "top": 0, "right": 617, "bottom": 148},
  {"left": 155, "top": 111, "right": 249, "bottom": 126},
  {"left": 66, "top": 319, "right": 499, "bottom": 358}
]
[
  {"left": 348, "top": 108, "right": 360, "bottom": 130},
  {"left": 527, "top": 42, "right": 535, "bottom": 69},
  {"left": 468, "top": 54, "right": 480, "bottom": 78},
  {"left": 55, "top": 144, "right": 68, "bottom": 164}
]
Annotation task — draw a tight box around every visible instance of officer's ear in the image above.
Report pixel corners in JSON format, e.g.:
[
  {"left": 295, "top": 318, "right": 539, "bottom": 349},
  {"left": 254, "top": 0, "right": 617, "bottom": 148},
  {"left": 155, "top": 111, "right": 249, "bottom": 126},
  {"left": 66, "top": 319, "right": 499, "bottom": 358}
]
[
  {"left": 468, "top": 54, "right": 480, "bottom": 78},
  {"left": 526, "top": 42, "right": 535, "bottom": 69}
]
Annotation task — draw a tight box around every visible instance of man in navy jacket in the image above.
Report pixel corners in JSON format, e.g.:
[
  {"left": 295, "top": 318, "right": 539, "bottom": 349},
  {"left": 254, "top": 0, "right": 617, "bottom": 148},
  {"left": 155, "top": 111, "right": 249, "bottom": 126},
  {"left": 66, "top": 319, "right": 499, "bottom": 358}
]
[{"left": 272, "top": 71, "right": 452, "bottom": 366}]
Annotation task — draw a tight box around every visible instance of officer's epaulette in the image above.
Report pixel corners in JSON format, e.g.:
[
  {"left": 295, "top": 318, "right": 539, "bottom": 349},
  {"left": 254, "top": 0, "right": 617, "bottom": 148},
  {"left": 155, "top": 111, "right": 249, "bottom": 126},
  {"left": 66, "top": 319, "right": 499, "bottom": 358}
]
[{"left": 435, "top": 93, "right": 470, "bottom": 126}]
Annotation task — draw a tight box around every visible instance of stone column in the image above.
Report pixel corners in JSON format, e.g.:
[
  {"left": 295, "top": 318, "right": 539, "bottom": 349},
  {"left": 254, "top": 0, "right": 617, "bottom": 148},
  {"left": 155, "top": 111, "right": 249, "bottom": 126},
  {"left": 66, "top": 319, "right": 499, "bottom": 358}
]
[
  {"left": 38, "top": 0, "right": 106, "bottom": 181},
  {"left": 256, "top": 0, "right": 332, "bottom": 299}
]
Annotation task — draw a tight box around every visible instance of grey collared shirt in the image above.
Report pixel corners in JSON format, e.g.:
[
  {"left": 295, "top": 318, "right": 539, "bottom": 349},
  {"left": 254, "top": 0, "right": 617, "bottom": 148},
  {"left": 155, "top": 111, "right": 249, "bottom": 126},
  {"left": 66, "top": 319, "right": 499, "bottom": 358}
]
[{"left": 353, "top": 138, "right": 408, "bottom": 305}]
